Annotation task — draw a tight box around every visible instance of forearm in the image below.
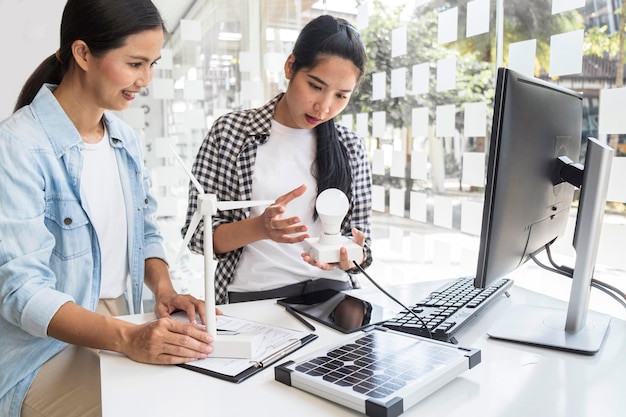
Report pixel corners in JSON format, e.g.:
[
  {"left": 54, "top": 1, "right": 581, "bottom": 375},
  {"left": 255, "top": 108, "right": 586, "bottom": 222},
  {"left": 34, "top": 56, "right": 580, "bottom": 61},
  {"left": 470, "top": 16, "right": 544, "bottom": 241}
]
[
  {"left": 47, "top": 301, "right": 134, "bottom": 353},
  {"left": 143, "top": 257, "right": 177, "bottom": 303},
  {"left": 213, "top": 215, "right": 266, "bottom": 254}
]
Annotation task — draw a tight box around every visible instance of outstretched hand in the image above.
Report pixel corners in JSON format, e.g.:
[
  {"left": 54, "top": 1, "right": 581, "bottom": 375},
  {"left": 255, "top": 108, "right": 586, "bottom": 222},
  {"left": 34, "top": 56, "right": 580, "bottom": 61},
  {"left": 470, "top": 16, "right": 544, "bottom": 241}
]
[
  {"left": 261, "top": 184, "right": 310, "bottom": 243},
  {"left": 301, "top": 227, "right": 366, "bottom": 271}
]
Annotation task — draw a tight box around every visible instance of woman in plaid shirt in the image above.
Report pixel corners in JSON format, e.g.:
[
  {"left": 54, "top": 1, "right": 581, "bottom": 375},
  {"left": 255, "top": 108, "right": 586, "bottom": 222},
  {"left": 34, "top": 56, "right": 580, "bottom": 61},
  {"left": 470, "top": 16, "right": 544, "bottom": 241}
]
[{"left": 183, "top": 15, "right": 373, "bottom": 305}]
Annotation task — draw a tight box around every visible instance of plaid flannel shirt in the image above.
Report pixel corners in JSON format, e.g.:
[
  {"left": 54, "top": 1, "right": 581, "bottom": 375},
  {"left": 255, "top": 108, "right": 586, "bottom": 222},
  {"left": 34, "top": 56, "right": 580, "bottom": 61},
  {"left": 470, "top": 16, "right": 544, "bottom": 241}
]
[{"left": 183, "top": 93, "right": 373, "bottom": 304}]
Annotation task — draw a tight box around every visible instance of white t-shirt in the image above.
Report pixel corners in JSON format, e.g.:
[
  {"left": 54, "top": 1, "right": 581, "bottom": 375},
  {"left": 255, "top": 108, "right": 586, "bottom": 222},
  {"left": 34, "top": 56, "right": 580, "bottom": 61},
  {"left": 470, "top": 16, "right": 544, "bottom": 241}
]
[
  {"left": 80, "top": 128, "right": 129, "bottom": 299},
  {"left": 230, "top": 120, "right": 346, "bottom": 293}
]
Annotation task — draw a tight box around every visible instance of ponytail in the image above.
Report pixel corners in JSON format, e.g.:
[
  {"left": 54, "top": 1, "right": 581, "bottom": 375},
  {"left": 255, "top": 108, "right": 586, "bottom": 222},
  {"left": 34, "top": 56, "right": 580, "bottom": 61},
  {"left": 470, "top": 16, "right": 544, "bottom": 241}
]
[{"left": 14, "top": 54, "right": 64, "bottom": 112}]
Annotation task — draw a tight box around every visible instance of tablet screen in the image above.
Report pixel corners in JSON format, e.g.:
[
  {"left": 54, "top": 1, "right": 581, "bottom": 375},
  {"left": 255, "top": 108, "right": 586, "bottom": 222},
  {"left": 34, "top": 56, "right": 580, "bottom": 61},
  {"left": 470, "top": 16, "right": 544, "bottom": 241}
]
[{"left": 277, "top": 289, "right": 398, "bottom": 333}]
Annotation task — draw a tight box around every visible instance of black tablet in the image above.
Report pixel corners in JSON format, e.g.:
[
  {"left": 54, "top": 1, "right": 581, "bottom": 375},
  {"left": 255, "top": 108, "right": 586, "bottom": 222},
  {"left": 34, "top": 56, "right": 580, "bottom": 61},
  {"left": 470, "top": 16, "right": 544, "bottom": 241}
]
[{"left": 277, "top": 289, "right": 398, "bottom": 333}]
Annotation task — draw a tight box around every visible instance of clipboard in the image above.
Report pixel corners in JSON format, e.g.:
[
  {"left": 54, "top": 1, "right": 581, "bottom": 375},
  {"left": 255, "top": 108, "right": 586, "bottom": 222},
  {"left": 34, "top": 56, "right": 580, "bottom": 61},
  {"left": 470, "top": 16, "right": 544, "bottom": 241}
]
[{"left": 176, "top": 314, "right": 318, "bottom": 383}]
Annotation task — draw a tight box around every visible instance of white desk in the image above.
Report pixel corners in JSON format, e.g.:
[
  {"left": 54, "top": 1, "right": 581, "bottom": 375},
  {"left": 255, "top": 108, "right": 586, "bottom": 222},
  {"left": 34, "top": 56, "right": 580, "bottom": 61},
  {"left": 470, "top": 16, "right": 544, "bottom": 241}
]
[{"left": 100, "top": 282, "right": 624, "bottom": 417}]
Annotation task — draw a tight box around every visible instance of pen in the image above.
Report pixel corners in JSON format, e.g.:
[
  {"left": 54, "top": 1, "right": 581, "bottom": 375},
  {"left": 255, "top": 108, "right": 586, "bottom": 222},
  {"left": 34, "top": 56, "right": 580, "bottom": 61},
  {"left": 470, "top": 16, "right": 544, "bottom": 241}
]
[{"left": 285, "top": 307, "right": 316, "bottom": 331}]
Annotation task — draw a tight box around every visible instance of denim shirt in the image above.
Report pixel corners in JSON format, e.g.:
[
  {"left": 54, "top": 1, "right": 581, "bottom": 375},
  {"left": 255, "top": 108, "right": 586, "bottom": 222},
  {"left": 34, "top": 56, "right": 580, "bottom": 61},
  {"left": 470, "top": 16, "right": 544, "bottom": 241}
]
[{"left": 0, "top": 84, "right": 167, "bottom": 416}]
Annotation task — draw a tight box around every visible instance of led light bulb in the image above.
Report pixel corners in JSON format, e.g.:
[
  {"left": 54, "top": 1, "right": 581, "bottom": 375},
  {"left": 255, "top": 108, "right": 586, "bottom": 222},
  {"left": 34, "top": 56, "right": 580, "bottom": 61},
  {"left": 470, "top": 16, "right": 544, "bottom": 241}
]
[{"left": 317, "top": 188, "right": 349, "bottom": 237}]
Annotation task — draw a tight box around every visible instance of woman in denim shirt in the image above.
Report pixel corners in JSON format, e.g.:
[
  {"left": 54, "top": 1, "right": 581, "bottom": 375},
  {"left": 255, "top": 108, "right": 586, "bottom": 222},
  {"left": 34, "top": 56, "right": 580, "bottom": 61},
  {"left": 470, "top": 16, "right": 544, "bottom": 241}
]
[{"left": 0, "top": 1, "right": 215, "bottom": 416}]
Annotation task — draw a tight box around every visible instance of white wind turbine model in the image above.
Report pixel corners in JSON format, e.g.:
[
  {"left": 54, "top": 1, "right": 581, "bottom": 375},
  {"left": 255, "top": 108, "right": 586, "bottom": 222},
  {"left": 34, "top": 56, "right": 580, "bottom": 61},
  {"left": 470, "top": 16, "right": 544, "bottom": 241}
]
[{"left": 170, "top": 145, "right": 273, "bottom": 358}]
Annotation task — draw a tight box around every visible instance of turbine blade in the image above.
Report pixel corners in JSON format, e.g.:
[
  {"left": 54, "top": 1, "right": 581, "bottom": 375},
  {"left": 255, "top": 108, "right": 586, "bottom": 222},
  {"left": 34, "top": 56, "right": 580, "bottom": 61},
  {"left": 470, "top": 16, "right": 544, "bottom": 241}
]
[
  {"left": 216, "top": 200, "right": 274, "bottom": 211},
  {"left": 175, "top": 210, "right": 202, "bottom": 264},
  {"left": 168, "top": 144, "right": 204, "bottom": 195}
]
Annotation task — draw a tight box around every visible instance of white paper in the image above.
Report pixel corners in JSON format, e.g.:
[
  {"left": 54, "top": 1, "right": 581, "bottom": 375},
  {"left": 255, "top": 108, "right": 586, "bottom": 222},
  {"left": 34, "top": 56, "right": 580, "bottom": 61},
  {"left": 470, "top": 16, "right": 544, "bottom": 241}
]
[
  {"left": 436, "top": 58, "right": 457, "bottom": 92},
  {"left": 433, "top": 196, "right": 453, "bottom": 229},
  {"left": 356, "top": 2, "right": 369, "bottom": 30},
  {"left": 340, "top": 114, "right": 354, "bottom": 130},
  {"left": 183, "top": 79, "right": 205, "bottom": 101},
  {"left": 151, "top": 78, "right": 175, "bottom": 100},
  {"left": 372, "top": 72, "right": 386, "bottom": 101},
  {"left": 158, "top": 48, "right": 173, "bottom": 70},
  {"left": 372, "top": 111, "right": 386, "bottom": 138},
  {"left": 606, "top": 157, "right": 626, "bottom": 203},
  {"left": 461, "top": 200, "right": 483, "bottom": 236},
  {"left": 389, "top": 226, "right": 404, "bottom": 253},
  {"left": 598, "top": 87, "right": 626, "bottom": 134},
  {"left": 436, "top": 104, "right": 456, "bottom": 137},
  {"left": 372, "top": 185, "right": 386, "bottom": 212},
  {"left": 412, "top": 107, "right": 429, "bottom": 138},
  {"left": 412, "top": 63, "right": 430, "bottom": 95},
  {"left": 549, "top": 30, "right": 584, "bottom": 77},
  {"left": 409, "top": 191, "right": 428, "bottom": 223},
  {"left": 389, "top": 188, "right": 405, "bottom": 217},
  {"left": 463, "top": 102, "right": 487, "bottom": 137},
  {"left": 552, "top": 0, "right": 585, "bottom": 14},
  {"left": 391, "top": 26, "right": 407, "bottom": 58},
  {"left": 356, "top": 113, "right": 369, "bottom": 138},
  {"left": 390, "top": 150, "right": 406, "bottom": 178},
  {"left": 184, "top": 109, "right": 207, "bottom": 130},
  {"left": 508, "top": 39, "right": 537, "bottom": 77},
  {"left": 391, "top": 67, "right": 407, "bottom": 98},
  {"left": 372, "top": 149, "right": 386, "bottom": 176},
  {"left": 462, "top": 152, "right": 486, "bottom": 187},
  {"left": 438, "top": 7, "right": 458, "bottom": 44},
  {"left": 264, "top": 52, "right": 286, "bottom": 73},
  {"left": 410, "top": 151, "right": 428, "bottom": 181},
  {"left": 122, "top": 108, "right": 145, "bottom": 130},
  {"left": 240, "top": 80, "right": 263, "bottom": 102},
  {"left": 180, "top": 19, "right": 202, "bottom": 42},
  {"left": 239, "top": 51, "right": 260, "bottom": 73},
  {"left": 466, "top": 0, "right": 490, "bottom": 38}
]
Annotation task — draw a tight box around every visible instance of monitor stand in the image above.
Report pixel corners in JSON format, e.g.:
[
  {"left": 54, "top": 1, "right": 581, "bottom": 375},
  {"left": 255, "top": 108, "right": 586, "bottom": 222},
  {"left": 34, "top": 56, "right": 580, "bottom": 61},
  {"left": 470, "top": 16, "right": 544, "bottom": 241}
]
[
  {"left": 487, "top": 304, "right": 610, "bottom": 355},
  {"left": 488, "top": 137, "right": 613, "bottom": 355}
]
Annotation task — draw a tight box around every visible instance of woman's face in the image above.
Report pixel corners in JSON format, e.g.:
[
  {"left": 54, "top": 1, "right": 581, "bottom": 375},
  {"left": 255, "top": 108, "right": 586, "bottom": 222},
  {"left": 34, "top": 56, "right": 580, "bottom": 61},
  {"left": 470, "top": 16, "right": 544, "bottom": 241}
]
[
  {"left": 85, "top": 28, "right": 164, "bottom": 112},
  {"left": 275, "top": 54, "right": 360, "bottom": 129}
]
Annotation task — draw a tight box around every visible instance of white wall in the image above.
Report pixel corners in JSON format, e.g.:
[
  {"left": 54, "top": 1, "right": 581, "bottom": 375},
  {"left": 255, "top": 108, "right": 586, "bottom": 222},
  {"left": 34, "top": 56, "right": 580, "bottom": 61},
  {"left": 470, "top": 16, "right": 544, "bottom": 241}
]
[{"left": 0, "top": 0, "right": 66, "bottom": 120}]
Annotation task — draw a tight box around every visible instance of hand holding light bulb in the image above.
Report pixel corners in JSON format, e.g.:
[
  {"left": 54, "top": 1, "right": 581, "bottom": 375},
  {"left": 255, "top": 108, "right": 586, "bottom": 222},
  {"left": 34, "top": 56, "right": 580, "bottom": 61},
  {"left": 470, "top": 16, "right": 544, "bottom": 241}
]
[{"left": 302, "top": 188, "right": 364, "bottom": 267}]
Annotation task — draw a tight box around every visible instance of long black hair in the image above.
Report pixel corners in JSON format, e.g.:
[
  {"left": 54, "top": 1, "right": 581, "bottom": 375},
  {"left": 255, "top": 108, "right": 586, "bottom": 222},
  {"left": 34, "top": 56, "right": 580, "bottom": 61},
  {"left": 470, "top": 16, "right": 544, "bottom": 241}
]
[
  {"left": 14, "top": 0, "right": 166, "bottom": 112},
  {"left": 290, "top": 15, "right": 367, "bottom": 202}
]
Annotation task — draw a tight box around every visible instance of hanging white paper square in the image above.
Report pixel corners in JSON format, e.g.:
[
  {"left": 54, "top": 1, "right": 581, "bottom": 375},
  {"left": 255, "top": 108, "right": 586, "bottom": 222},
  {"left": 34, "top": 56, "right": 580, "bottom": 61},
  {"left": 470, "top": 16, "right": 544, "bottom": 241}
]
[
  {"left": 390, "top": 150, "right": 406, "bottom": 178},
  {"left": 436, "top": 58, "right": 457, "bottom": 92},
  {"left": 240, "top": 81, "right": 263, "bottom": 102},
  {"left": 549, "top": 30, "right": 584, "bottom": 77},
  {"left": 180, "top": 19, "right": 202, "bottom": 42},
  {"left": 508, "top": 39, "right": 537, "bottom": 77},
  {"left": 599, "top": 87, "right": 626, "bottom": 134},
  {"left": 341, "top": 114, "right": 354, "bottom": 130},
  {"left": 462, "top": 152, "right": 486, "bottom": 187},
  {"left": 356, "top": 113, "right": 369, "bottom": 138},
  {"left": 433, "top": 196, "right": 453, "bottom": 229},
  {"left": 391, "top": 26, "right": 407, "bottom": 58},
  {"left": 372, "top": 185, "right": 386, "bottom": 212},
  {"left": 552, "top": 0, "right": 585, "bottom": 14},
  {"left": 391, "top": 67, "right": 407, "bottom": 98},
  {"left": 606, "top": 157, "right": 626, "bottom": 203},
  {"left": 411, "top": 151, "right": 428, "bottom": 181},
  {"left": 356, "top": 2, "right": 369, "bottom": 30},
  {"left": 460, "top": 200, "right": 483, "bottom": 236},
  {"left": 372, "top": 72, "right": 386, "bottom": 101},
  {"left": 438, "top": 7, "right": 458, "bottom": 44},
  {"left": 409, "top": 191, "right": 427, "bottom": 222},
  {"left": 412, "top": 63, "right": 430, "bottom": 95},
  {"left": 183, "top": 79, "right": 204, "bottom": 101},
  {"left": 372, "top": 149, "right": 385, "bottom": 176},
  {"left": 158, "top": 48, "right": 173, "bottom": 70},
  {"left": 412, "top": 107, "right": 429, "bottom": 138},
  {"left": 372, "top": 111, "right": 386, "bottom": 138},
  {"left": 389, "top": 188, "right": 406, "bottom": 217},
  {"left": 151, "top": 78, "right": 174, "bottom": 100},
  {"left": 436, "top": 104, "right": 456, "bottom": 137},
  {"left": 239, "top": 51, "right": 260, "bottom": 73},
  {"left": 463, "top": 102, "right": 487, "bottom": 137},
  {"left": 466, "top": 0, "right": 490, "bottom": 38},
  {"left": 184, "top": 109, "right": 207, "bottom": 130}
]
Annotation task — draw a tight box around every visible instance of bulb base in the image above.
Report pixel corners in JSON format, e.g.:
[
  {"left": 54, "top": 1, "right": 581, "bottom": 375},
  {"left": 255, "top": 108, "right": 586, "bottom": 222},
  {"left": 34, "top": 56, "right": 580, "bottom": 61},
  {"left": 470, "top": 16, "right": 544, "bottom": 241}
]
[{"left": 304, "top": 236, "right": 363, "bottom": 264}]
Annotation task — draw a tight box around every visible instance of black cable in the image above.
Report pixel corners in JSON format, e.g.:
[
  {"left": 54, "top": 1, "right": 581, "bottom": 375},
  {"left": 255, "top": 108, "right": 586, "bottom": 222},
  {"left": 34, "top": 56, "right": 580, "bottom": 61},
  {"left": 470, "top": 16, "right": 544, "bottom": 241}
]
[
  {"left": 530, "top": 253, "right": 626, "bottom": 309},
  {"left": 352, "top": 261, "right": 433, "bottom": 339}
]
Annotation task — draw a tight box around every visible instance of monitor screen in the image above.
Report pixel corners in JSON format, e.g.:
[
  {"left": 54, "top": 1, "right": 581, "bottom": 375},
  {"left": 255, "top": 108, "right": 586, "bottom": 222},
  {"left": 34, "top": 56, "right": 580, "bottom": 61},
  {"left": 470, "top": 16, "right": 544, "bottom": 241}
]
[
  {"left": 474, "top": 67, "right": 582, "bottom": 289},
  {"left": 479, "top": 68, "right": 613, "bottom": 354}
]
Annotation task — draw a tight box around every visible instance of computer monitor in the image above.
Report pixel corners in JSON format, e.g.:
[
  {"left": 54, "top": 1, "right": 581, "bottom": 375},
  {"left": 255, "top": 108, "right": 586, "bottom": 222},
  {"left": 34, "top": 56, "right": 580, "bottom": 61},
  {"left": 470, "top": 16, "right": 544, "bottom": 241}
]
[{"left": 476, "top": 67, "right": 613, "bottom": 354}]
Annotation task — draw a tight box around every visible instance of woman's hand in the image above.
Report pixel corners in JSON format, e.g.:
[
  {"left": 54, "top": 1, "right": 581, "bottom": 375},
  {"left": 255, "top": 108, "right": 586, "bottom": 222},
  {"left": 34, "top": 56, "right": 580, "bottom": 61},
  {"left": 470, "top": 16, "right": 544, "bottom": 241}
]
[
  {"left": 154, "top": 292, "right": 223, "bottom": 326},
  {"left": 301, "top": 227, "right": 365, "bottom": 271},
  {"left": 261, "top": 184, "right": 310, "bottom": 243},
  {"left": 123, "top": 317, "right": 214, "bottom": 365}
]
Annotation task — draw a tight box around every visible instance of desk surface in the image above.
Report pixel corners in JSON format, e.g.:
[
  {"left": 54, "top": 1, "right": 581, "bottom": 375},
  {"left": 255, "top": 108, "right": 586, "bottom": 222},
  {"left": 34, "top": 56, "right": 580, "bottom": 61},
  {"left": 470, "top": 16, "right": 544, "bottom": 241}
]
[{"left": 100, "top": 282, "right": 624, "bottom": 417}]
